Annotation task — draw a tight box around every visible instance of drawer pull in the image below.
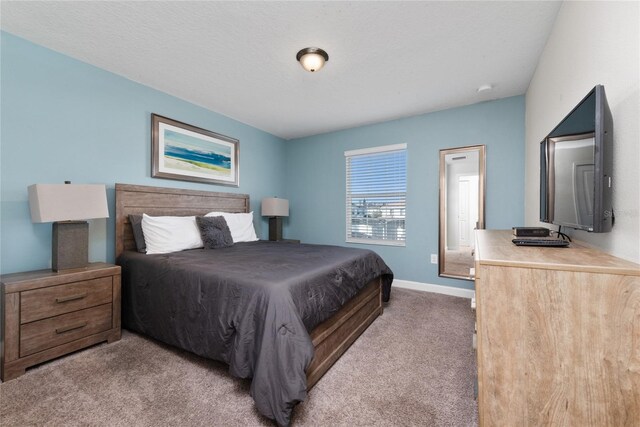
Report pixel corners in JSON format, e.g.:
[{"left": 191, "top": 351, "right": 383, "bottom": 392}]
[
  {"left": 55, "top": 322, "right": 88, "bottom": 334},
  {"left": 55, "top": 293, "right": 87, "bottom": 303}
]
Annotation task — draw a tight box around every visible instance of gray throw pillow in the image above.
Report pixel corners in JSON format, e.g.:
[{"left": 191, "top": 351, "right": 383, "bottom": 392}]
[
  {"left": 128, "top": 214, "right": 146, "bottom": 253},
  {"left": 196, "top": 216, "right": 234, "bottom": 249}
]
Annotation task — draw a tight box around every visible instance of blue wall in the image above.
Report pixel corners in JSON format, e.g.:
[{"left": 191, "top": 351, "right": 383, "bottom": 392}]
[
  {"left": 1, "top": 32, "right": 526, "bottom": 290},
  {"left": 0, "top": 33, "right": 287, "bottom": 274},
  {"left": 286, "top": 96, "right": 525, "bottom": 290}
]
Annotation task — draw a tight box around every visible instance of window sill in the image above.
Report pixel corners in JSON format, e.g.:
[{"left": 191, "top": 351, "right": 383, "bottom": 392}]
[{"left": 346, "top": 238, "right": 406, "bottom": 247}]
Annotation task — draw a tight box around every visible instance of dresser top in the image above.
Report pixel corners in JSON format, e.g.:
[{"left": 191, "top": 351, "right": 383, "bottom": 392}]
[{"left": 476, "top": 230, "right": 640, "bottom": 275}]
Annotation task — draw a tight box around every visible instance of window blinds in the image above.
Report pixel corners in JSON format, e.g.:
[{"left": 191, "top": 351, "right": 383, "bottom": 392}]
[{"left": 345, "top": 143, "right": 407, "bottom": 246}]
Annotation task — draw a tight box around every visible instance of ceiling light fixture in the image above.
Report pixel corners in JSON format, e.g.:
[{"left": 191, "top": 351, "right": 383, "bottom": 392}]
[{"left": 296, "top": 47, "right": 329, "bottom": 72}]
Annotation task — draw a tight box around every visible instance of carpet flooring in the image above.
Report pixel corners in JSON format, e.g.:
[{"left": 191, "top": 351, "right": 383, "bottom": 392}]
[
  {"left": 0, "top": 288, "right": 478, "bottom": 426},
  {"left": 444, "top": 247, "right": 475, "bottom": 277}
]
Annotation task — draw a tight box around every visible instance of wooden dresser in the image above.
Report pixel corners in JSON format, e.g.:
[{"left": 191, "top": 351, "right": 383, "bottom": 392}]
[
  {"left": 474, "top": 230, "right": 639, "bottom": 426},
  {"left": 1, "top": 263, "right": 121, "bottom": 381}
]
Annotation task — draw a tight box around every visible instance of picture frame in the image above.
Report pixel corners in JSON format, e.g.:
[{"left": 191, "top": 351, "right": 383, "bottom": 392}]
[{"left": 151, "top": 114, "right": 239, "bottom": 187}]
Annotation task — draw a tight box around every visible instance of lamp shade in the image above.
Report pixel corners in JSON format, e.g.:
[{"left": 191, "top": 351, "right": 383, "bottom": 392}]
[
  {"left": 261, "top": 197, "right": 289, "bottom": 217},
  {"left": 299, "top": 53, "right": 325, "bottom": 72},
  {"left": 28, "top": 184, "right": 109, "bottom": 223}
]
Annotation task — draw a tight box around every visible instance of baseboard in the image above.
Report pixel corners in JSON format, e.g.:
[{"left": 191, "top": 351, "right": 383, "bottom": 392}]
[{"left": 393, "top": 279, "right": 475, "bottom": 299}]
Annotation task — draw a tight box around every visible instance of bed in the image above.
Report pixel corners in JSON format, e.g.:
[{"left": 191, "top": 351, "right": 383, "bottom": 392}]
[{"left": 115, "top": 183, "right": 393, "bottom": 425}]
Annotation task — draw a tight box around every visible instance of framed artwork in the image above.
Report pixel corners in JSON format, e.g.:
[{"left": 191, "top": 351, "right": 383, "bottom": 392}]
[{"left": 151, "top": 114, "right": 239, "bottom": 187}]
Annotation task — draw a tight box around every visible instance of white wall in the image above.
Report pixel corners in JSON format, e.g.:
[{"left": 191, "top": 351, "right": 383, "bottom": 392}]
[{"left": 525, "top": 1, "right": 640, "bottom": 263}]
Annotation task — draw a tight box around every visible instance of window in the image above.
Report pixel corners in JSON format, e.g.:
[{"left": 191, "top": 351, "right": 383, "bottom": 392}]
[{"left": 345, "top": 143, "right": 407, "bottom": 246}]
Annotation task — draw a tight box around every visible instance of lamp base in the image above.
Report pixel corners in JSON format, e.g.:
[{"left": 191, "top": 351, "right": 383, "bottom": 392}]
[
  {"left": 52, "top": 221, "right": 88, "bottom": 271},
  {"left": 268, "top": 217, "right": 283, "bottom": 241}
]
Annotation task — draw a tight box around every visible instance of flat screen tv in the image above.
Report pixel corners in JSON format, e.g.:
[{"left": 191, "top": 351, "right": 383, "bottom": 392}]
[{"left": 540, "top": 85, "right": 613, "bottom": 232}]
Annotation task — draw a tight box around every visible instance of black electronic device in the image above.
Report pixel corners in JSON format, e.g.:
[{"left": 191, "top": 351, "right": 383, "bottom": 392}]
[
  {"left": 512, "top": 227, "right": 550, "bottom": 237},
  {"left": 512, "top": 238, "right": 570, "bottom": 247},
  {"left": 539, "top": 85, "right": 613, "bottom": 233}
]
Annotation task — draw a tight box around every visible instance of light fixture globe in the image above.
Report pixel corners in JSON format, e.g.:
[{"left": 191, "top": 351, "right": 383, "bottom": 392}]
[{"left": 296, "top": 47, "right": 329, "bottom": 72}]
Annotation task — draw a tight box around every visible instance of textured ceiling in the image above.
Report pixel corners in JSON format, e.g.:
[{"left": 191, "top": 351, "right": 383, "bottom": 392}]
[{"left": 1, "top": 1, "right": 561, "bottom": 139}]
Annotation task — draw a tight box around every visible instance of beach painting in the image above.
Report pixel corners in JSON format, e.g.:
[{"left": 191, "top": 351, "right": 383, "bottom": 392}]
[{"left": 152, "top": 114, "right": 239, "bottom": 186}]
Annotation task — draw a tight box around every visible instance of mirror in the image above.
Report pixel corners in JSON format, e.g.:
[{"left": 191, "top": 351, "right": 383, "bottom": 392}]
[{"left": 439, "top": 145, "right": 486, "bottom": 280}]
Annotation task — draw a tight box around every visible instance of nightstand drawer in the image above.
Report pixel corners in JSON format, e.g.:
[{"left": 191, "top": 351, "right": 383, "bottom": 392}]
[
  {"left": 20, "top": 304, "right": 112, "bottom": 357},
  {"left": 20, "top": 277, "right": 112, "bottom": 324}
]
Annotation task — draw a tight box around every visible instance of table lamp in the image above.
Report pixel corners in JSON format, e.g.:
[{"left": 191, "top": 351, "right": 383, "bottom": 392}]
[
  {"left": 28, "top": 182, "right": 109, "bottom": 271},
  {"left": 261, "top": 197, "right": 289, "bottom": 241}
]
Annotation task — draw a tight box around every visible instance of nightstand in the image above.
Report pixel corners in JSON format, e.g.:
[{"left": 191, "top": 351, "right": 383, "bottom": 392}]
[{"left": 1, "top": 262, "right": 121, "bottom": 381}]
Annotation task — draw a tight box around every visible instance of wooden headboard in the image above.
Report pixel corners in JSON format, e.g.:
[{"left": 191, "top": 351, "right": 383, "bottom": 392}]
[{"left": 115, "top": 183, "right": 250, "bottom": 259}]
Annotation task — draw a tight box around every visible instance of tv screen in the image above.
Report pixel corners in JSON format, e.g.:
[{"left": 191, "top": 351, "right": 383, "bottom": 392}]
[{"left": 540, "top": 85, "right": 613, "bottom": 232}]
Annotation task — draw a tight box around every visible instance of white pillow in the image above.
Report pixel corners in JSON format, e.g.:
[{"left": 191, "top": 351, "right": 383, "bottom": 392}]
[
  {"left": 205, "top": 211, "right": 258, "bottom": 243},
  {"left": 141, "top": 214, "right": 203, "bottom": 254}
]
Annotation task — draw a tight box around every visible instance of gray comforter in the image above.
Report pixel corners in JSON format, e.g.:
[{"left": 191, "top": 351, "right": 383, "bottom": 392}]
[{"left": 118, "top": 241, "right": 393, "bottom": 425}]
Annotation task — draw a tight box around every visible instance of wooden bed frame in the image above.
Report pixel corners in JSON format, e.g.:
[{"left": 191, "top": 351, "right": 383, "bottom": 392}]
[{"left": 115, "top": 183, "right": 383, "bottom": 388}]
